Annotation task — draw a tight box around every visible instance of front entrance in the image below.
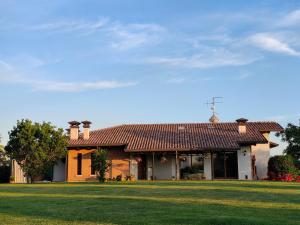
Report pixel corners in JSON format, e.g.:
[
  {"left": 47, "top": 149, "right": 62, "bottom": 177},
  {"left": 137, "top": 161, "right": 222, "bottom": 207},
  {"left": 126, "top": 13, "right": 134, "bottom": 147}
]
[{"left": 213, "top": 151, "right": 238, "bottom": 179}]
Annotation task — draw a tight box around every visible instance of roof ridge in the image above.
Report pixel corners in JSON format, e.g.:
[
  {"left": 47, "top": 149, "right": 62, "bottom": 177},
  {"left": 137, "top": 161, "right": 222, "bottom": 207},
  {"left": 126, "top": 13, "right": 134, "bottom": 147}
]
[
  {"left": 90, "top": 121, "right": 279, "bottom": 131},
  {"left": 90, "top": 124, "right": 126, "bottom": 133}
]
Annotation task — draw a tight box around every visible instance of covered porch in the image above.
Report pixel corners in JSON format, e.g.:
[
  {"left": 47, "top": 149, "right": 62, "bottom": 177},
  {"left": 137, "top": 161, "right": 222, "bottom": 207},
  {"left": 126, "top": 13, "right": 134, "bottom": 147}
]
[{"left": 130, "top": 147, "right": 253, "bottom": 180}]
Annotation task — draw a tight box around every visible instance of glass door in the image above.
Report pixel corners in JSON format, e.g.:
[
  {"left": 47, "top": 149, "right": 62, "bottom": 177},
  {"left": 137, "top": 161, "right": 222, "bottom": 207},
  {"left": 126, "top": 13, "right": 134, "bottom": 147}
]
[{"left": 213, "top": 151, "right": 238, "bottom": 179}]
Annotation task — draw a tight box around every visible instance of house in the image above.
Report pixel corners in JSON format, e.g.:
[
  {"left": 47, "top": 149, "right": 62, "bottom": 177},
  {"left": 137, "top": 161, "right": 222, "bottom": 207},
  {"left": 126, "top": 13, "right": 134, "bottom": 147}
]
[{"left": 53, "top": 118, "right": 283, "bottom": 182}]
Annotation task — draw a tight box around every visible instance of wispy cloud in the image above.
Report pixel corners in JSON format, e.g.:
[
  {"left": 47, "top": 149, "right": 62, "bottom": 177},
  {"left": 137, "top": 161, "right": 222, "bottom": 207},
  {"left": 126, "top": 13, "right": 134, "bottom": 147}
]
[
  {"left": 146, "top": 48, "right": 260, "bottom": 69},
  {"left": 166, "top": 77, "right": 186, "bottom": 84},
  {"left": 0, "top": 60, "right": 137, "bottom": 92},
  {"left": 31, "top": 80, "right": 137, "bottom": 92},
  {"left": 109, "top": 23, "right": 166, "bottom": 50},
  {"left": 28, "top": 18, "right": 109, "bottom": 35},
  {"left": 27, "top": 19, "right": 165, "bottom": 50},
  {"left": 249, "top": 33, "right": 300, "bottom": 56},
  {"left": 8, "top": 54, "right": 62, "bottom": 69},
  {"left": 278, "top": 9, "right": 300, "bottom": 27}
]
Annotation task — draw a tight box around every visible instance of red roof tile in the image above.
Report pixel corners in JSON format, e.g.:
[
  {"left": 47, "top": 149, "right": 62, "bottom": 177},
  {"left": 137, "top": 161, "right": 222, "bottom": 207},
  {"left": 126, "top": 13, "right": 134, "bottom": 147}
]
[{"left": 68, "top": 122, "right": 283, "bottom": 152}]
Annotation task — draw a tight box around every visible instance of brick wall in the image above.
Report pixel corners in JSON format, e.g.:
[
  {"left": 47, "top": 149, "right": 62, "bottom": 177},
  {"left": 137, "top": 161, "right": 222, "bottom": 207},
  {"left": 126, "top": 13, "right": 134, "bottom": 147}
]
[{"left": 67, "top": 148, "right": 130, "bottom": 182}]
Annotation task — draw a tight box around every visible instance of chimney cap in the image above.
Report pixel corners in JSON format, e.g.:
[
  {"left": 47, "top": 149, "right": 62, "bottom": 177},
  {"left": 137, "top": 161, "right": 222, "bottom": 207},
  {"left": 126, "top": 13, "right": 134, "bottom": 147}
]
[
  {"left": 236, "top": 118, "right": 248, "bottom": 124},
  {"left": 81, "top": 120, "right": 92, "bottom": 128},
  {"left": 68, "top": 121, "right": 81, "bottom": 127}
]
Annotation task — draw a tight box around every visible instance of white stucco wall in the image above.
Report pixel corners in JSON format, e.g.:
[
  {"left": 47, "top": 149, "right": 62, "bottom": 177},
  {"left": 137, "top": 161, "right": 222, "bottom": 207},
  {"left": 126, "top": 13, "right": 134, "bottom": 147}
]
[
  {"left": 251, "top": 144, "right": 270, "bottom": 179},
  {"left": 237, "top": 146, "right": 252, "bottom": 180},
  {"left": 204, "top": 153, "right": 212, "bottom": 180},
  {"left": 129, "top": 154, "right": 138, "bottom": 179},
  {"left": 251, "top": 133, "right": 270, "bottom": 179},
  {"left": 53, "top": 160, "right": 66, "bottom": 182}
]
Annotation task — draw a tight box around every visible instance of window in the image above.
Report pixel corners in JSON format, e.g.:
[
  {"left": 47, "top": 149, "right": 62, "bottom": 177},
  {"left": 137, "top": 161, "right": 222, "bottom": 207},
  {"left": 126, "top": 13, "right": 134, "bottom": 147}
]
[
  {"left": 77, "top": 153, "right": 82, "bottom": 175},
  {"left": 91, "top": 153, "right": 95, "bottom": 175}
]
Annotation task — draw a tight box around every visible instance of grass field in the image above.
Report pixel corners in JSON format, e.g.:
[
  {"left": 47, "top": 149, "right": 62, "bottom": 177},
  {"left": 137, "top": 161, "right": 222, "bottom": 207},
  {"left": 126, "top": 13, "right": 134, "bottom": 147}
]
[{"left": 0, "top": 181, "right": 299, "bottom": 225}]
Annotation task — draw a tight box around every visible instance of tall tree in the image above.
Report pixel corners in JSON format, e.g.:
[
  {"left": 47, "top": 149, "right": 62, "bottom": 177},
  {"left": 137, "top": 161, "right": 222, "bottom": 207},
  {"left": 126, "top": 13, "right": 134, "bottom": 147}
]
[
  {"left": 0, "top": 135, "right": 8, "bottom": 165},
  {"left": 277, "top": 122, "right": 300, "bottom": 168},
  {"left": 5, "top": 119, "right": 68, "bottom": 183}
]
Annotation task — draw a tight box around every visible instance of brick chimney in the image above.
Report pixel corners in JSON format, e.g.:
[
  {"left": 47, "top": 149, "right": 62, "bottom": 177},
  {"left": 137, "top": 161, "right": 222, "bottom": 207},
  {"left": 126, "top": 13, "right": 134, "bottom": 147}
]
[
  {"left": 236, "top": 118, "right": 248, "bottom": 134},
  {"left": 68, "top": 121, "right": 81, "bottom": 140},
  {"left": 82, "top": 121, "right": 92, "bottom": 140}
]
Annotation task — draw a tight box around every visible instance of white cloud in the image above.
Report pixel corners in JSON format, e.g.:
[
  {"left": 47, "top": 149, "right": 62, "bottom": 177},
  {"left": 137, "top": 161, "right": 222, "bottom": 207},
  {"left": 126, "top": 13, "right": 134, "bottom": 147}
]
[
  {"left": 166, "top": 77, "right": 186, "bottom": 84},
  {"left": 0, "top": 60, "right": 13, "bottom": 71},
  {"left": 109, "top": 23, "right": 166, "bottom": 50},
  {"left": 146, "top": 48, "right": 260, "bottom": 69},
  {"left": 0, "top": 60, "right": 137, "bottom": 92},
  {"left": 31, "top": 80, "right": 137, "bottom": 92},
  {"left": 278, "top": 9, "right": 300, "bottom": 27},
  {"left": 27, "top": 18, "right": 109, "bottom": 35},
  {"left": 249, "top": 33, "right": 300, "bottom": 56},
  {"left": 27, "top": 19, "right": 165, "bottom": 50}
]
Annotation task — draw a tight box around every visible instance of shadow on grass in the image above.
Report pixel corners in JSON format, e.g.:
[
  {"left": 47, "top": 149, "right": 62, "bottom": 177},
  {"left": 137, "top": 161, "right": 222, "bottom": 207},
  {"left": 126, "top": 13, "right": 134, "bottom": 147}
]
[
  {"left": 1, "top": 182, "right": 300, "bottom": 205},
  {"left": 0, "top": 195, "right": 300, "bottom": 225}
]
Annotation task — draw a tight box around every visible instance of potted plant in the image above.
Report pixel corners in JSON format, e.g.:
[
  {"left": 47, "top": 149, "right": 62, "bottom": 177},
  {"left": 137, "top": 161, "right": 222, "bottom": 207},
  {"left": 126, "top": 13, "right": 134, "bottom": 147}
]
[{"left": 9, "top": 176, "right": 15, "bottom": 183}]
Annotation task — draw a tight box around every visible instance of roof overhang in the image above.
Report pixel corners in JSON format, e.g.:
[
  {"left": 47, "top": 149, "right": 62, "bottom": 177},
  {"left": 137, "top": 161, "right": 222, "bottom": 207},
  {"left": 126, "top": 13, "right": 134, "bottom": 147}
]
[
  {"left": 68, "top": 143, "right": 126, "bottom": 149},
  {"left": 270, "top": 142, "right": 279, "bottom": 148}
]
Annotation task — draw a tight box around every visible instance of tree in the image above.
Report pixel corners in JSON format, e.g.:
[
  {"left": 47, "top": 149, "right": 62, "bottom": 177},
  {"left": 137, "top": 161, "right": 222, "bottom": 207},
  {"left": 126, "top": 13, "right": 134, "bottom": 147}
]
[
  {"left": 0, "top": 135, "right": 10, "bottom": 166},
  {"left": 5, "top": 119, "right": 68, "bottom": 183},
  {"left": 91, "top": 148, "right": 109, "bottom": 182},
  {"left": 0, "top": 135, "right": 8, "bottom": 165},
  {"left": 277, "top": 123, "right": 300, "bottom": 168}
]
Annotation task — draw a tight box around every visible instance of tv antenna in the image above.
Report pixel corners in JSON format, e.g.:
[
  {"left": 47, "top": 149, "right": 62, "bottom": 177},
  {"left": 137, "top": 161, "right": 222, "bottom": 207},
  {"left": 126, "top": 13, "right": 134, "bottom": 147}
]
[{"left": 206, "top": 97, "right": 223, "bottom": 123}]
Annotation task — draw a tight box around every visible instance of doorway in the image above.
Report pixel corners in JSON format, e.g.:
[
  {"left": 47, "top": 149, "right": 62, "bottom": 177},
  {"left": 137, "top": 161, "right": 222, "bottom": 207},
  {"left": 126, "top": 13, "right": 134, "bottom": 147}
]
[
  {"left": 137, "top": 155, "right": 147, "bottom": 180},
  {"left": 213, "top": 151, "right": 238, "bottom": 179}
]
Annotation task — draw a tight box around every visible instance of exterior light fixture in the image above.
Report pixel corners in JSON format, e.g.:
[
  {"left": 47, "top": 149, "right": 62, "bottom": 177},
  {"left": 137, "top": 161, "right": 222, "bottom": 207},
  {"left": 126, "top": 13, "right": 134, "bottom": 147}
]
[
  {"left": 160, "top": 156, "right": 167, "bottom": 163},
  {"left": 135, "top": 156, "right": 142, "bottom": 163}
]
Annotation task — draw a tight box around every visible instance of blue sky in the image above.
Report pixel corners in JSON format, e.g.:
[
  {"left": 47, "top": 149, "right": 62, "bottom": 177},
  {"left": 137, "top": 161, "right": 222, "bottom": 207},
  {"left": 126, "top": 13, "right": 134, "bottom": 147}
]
[{"left": 1, "top": 0, "right": 300, "bottom": 154}]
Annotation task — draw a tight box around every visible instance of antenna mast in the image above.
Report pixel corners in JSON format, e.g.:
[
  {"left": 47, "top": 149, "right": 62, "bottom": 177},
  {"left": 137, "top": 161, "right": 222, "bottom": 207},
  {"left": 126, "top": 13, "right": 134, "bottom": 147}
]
[{"left": 206, "top": 97, "right": 223, "bottom": 123}]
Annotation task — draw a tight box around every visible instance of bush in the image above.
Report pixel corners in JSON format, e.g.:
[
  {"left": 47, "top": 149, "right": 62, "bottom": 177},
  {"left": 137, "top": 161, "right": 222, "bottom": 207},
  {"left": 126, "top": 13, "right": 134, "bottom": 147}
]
[
  {"left": 9, "top": 176, "right": 14, "bottom": 182},
  {"left": 268, "top": 155, "right": 299, "bottom": 181},
  {"left": 180, "top": 166, "right": 203, "bottom": 174},
  {"left": 91, "top": 149, "right": 109, "bottom": 182},
  {"left": 116, "top": 175, "right": 122, "bottom": 181}
]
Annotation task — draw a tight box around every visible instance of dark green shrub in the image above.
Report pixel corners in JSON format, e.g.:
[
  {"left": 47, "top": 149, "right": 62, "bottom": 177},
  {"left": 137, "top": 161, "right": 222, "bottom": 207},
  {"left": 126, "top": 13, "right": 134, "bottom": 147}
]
[
  {"left": 180, "top": 166, "right": 203, "bottom": 174},
  {"left": 268, "top": 155, "right": 299, "bottom": 180},
  {"left": 116, "top": 175, "right": 122, "bottom": 181},
  {"left": 0, "top": 165, "right": 10, "bottom": 183},
  {"left": 91, "top": 148, "right": 109, "bottom": 182}
]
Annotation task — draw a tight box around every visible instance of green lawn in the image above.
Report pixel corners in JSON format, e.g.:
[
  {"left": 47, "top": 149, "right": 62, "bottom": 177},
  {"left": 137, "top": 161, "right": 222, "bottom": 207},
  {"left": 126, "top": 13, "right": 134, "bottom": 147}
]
[{"left": 0, "top": 181, "right": 299, "bottom": 225}]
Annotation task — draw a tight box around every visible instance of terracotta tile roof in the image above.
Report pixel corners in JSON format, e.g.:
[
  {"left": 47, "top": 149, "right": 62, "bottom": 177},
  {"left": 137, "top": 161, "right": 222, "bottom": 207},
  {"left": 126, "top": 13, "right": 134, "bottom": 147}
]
[{"left": 68, "top": 122, "right": 283, "bottom": 152}]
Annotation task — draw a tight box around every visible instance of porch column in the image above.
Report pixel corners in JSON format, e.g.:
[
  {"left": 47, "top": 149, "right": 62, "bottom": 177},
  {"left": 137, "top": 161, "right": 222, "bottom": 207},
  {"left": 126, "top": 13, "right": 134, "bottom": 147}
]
[
  {"left": 210, "top": 151, "right": 214, "bottom": 180},
  {"left": 152, "top": 152, "right": 155, "bottom": 180},
  {"left": 129, "top": 153, "right": 138, "bottom": 180},
  {"left": 175, "top": 151, "right": 179, "bottom": 180}
]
